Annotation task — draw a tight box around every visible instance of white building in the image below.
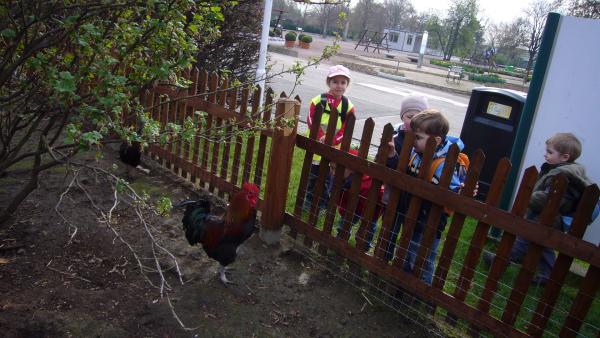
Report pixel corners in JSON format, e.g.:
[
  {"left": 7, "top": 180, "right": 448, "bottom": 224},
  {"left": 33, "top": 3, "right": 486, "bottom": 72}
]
[
  {"left": 382, "top": 29, "right": 442, "bottom": 57},
  {"left": 383, "top": 29, "right": 420, "bottom": 53}
]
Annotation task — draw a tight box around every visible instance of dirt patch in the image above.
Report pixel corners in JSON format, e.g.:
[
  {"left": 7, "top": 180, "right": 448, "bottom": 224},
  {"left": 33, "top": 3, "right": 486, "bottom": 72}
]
[{"left": 0, "top": 148, "right": 436, "bottom": 337}]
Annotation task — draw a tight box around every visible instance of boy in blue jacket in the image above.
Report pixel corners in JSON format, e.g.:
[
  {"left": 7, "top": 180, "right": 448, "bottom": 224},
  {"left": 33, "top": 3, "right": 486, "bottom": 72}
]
[{"left": 386, "top": 110, "right": 467, "bottom": 285}]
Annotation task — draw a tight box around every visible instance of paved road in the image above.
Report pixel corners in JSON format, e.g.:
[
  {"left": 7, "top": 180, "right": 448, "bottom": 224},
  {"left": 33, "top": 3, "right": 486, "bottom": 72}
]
[{"left": 267, "top": 52, "right": 470, "bottom": 146}]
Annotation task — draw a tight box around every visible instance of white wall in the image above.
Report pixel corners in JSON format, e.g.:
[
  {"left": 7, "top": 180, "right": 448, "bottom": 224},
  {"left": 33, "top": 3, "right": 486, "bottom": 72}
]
[{"left": 517, "top": 15, "right": 600, "bottom": 243}]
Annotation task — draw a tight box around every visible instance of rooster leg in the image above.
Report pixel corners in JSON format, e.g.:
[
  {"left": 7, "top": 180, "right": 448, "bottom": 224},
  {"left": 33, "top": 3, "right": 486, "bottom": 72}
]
[{"left": 218, "top": 266, "right": 236, "bottom": 285}]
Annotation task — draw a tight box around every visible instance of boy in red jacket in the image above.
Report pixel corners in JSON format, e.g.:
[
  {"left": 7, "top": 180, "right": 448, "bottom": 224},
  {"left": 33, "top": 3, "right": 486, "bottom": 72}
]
[{"left": 332, "top": 148, "right": 383, "bottom": 250}]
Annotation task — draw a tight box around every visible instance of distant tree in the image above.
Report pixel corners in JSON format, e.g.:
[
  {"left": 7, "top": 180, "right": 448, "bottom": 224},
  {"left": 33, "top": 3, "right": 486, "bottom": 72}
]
[
  {"left": 195, "top": 0, "right": 262, "bottom": 80},
  {"left": 382, "top": 0, "right": 417, "bottom": 30},
  {"left": 522, "top": 0, "right": 560, "bottom": 84},
  {"left": 443, "top": 0, "right": 479, "bottom": 61},
  {"left": 352, "top": 0, "right": 380, "bottom": 33},
  {"left": 424, "top": 13, "right": 447, "bottom": 53},
  {"left": 565, "top": 0, "right": 600, "bottom": 18},
  {"left": 424, "top": 0, "right": 479, "bottom": 61},
  {"left": 493, "top": 18, "right": 527, "bottom": 67},
  {"left": 272, "top": 0, "right": 303, "bottom": 27}
]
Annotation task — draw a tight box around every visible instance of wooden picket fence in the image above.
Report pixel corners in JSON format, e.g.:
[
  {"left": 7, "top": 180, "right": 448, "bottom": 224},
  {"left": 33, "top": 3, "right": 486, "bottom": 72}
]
[{"left": 135, "top": 68, "right": 600, "bottom": 337}]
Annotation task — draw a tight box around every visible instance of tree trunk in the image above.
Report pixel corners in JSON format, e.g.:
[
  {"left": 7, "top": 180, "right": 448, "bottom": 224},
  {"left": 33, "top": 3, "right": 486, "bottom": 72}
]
[
  {"left": 343, "top": 14, "right": 350, "bottom": 40},
  {"left": 523, "top": 53, "right": 534, "bottom": 84},
  {"left": 445, "top": 20, "right": 463, "bottom": 61}
]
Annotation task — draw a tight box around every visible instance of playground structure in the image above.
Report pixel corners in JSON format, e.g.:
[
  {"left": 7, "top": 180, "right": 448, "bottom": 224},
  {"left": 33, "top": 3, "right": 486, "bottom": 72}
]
[{"left": 354, "top": 30, "right": 390, "bottom": 54}]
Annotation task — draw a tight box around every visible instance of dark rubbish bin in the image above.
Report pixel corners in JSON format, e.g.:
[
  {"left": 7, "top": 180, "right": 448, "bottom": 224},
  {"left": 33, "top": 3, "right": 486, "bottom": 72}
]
[{"left": 459, "top": 88, "right": 527, "bottom": 238}]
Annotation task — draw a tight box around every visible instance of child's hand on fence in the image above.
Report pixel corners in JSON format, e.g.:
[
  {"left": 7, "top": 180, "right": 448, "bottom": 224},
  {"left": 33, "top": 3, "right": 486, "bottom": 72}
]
[
  {"left": 458, "top": 182, "right": 479, "bottom": 197},
  {"left": 387, "top": 137, "right": 397, "bottom": 158}
]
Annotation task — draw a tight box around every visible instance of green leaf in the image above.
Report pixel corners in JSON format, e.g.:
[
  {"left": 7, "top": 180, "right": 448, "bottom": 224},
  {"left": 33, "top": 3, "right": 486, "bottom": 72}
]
[
  {"left": 1, "top": 28, "right": 16, "bottom": 38},
  {"left": 54, "top": 71, "right": 76, "bottom": 93},
  {"left": 156, "top": 196, "right": 172, "bottom": 216}
]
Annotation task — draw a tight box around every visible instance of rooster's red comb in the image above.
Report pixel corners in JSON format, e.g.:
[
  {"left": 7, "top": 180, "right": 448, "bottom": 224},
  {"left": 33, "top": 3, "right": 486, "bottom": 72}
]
[{"left": 242, "top": 182, "right": 259, "bottom": 194}]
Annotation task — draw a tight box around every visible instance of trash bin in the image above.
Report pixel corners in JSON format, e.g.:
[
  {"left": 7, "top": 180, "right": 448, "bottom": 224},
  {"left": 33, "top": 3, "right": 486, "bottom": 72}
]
[{"left": 459, "top": 88, "right": 527, "bottom": 239}]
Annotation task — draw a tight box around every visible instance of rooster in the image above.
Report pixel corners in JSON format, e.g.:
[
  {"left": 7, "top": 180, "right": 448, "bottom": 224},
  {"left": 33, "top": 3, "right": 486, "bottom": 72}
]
[{"left": 173, "top": 182, "right": 259, "bottom": 284}]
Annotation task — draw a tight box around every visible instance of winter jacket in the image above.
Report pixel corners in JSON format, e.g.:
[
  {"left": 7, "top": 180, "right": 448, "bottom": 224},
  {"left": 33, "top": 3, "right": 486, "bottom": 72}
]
[
  {"left": 307, "top": 93, "right": 355, "bottom": 163},
  {"left": 528, "top": 161, "right": 593, "bottom": 230},
  {"left": 398, "top": 136, "right": 466, "bottom": 238},
  {"left": 337, "top": 174, "right": 384, "bottom": 222}
]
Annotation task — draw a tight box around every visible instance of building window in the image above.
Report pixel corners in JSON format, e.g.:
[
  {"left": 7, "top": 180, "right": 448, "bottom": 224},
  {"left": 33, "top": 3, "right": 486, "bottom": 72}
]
[
  {"left": 407, "top": 35, "right": 413, "bottom": 45},
  {"left": 389, "top": 32, "right": 398, "bottom": 43}
]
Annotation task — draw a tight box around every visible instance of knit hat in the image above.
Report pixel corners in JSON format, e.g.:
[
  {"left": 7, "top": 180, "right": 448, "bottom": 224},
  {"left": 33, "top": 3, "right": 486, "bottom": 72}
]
[
  {"left": 400, "top": 94, "right": 429, "bottom": 118},
  {"left": 327, "top": 65, "right": 351, "bottom": 81}
]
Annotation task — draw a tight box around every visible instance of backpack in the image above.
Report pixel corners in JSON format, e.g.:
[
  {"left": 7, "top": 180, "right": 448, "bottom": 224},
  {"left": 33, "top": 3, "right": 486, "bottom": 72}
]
[
  {"left": 410, "top": 152, "right": 470, "bottom": 215},
  {"left": 410, "top": 152, "right": 470, "bottom": 184},
  {"left": 561, "top": 200, "right": 600, "bottom": 232},
  {"left": 320, "top": 93, "right": 348, "bottom": 122}
]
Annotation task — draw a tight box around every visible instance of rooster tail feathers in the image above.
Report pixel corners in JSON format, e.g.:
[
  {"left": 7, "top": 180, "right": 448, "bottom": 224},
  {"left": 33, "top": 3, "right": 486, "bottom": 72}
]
[{"left": 179, "top": 199, "right": 211, "bottom": 245}]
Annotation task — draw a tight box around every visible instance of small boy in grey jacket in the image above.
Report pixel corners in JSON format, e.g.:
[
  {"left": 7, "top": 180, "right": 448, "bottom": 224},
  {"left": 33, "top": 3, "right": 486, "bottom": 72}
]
[{"left": 486, "top": 133, "right": 594, "bottom": 285}]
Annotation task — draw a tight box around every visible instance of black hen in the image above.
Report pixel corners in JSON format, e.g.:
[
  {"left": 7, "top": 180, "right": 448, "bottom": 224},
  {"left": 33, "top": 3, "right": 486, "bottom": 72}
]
[
  {"left": 119, "top": 141, "right": 149, "bottom": 177},
  {"left": 174, "top": 183, "right": 259, "bottom": 284}
]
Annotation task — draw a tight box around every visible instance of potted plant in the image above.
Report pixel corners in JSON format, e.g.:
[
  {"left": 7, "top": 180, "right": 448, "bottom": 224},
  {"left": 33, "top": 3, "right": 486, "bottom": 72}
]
[
  {"left": 298, "top": 33, "right": 306, "bottom": 45},
  {"left": 284, "top": 32, "right": 296, "bottom": 48},
  {"left": 299, "top": 34, "right": 312, "bottom": 49}
]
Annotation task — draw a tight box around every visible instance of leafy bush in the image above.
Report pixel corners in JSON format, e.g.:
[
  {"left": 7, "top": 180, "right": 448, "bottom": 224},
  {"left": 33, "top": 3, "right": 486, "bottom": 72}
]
[
  {"left": 430, "top": 59, "right": 452, "bottom": 68},
  {"left": 298, "top": 33, "right": 306, "bottom": 41},
  {"left": 468, "top": 73, "right": 506, "bottom": 84},
  {"left": 285, "top": 32, "right": 297, "bottom": 41},
  {"left": 301, "top": 35, "right": 312, "bottom": 43},
  {"left": 269, "top": 27, "right": 282, "bottom": 37}
]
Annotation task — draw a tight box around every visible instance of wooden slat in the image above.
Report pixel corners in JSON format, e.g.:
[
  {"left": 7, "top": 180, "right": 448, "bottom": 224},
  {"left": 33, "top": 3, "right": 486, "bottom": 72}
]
[
  {"left": 201, "top": 71, "right": 217, "bottom": 191},
  {"left": 183, "top": 68, "right": 199, "bottom": 170},
  {"left": 321, "top": 114, "right": 356, "bottom": 243},
  {"left": 305, "top": 95, "right": 339, "bottom": 247},
  {"left": 292, "top": 93, "right": 321, "bottom": 239},
  {"left": 434, "top": 150, "right": 490, "bottom": 294},
  {"left": 378, "top": 131, "right": 413, "bottom": 263},
  {"left": 242, "top": 86, "right": 261, "bottom": 184},
  {"left": 528, "top": 185, "right": 600, "bottom": 336},
  {"left": 355, "top": 123, "right": 391, "bottom": 253},
  {"left": 351, "top": 119, "right": 378, "bottom": 252},
  {"left": 219, "top": 84, "right": 237, "bottom": 198},
  {"left": 385, "top": 136, "right": 436, "bottom": 263},
  {"left": 441, "top": 153, "right": 498, "bottom": 324},
  {"left": 560, "top": 244, "right": 600, "bottom": 337},
  {"left": 338, "top": 118, "right": 364, "bottom": 243},
  {"left": 190, "top": 70, "right": 208, "bottom": 185},
  {"left": 210, "top": 76, "right": 228, "bottom": 192},
  {"left": 501, "top": 175, "right": 567, "bottom": 326},
  {"left": 142, "top": 89, "right": 155, "bottom": 157},
  {"left": 253, "top": 87, "right": 272, "bottom": 187},
  {"left": 230, "top": 85, "right": 249, "bottom": 187},
  {"left": 158, "top": 95, "right": 169, "bottom": 166},
  {"left": 172, "top": 70, "right": 189, "bottom": 175},
  {"left": 472, "top": 167, "right": 538, "bottom": 334},
  {"left": 284, "top": 213, "right": 529, "bottom": 338},
  {"left": 373, "top": 124, "right": 411, "bottom": 260},
  {"left": 414, "top": 144, "right": 460, "bottom": 282}
]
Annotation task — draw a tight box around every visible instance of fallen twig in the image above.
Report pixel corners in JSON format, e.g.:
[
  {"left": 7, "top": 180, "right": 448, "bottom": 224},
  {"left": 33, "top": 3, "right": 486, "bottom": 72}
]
[{"left": 47, "top": 266, "right": 92, "bottom": 283}]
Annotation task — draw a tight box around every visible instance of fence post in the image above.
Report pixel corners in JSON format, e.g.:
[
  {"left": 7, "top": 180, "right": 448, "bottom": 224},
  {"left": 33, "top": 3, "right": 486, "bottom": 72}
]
[{"left": 259, "top": 97, "right": 300, "bottom": 245}]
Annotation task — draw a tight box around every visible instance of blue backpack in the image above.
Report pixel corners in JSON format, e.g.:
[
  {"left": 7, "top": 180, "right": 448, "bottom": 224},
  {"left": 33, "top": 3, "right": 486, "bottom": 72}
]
[{"left": 561, "top": 201, "right": 600, "bottom": 232}]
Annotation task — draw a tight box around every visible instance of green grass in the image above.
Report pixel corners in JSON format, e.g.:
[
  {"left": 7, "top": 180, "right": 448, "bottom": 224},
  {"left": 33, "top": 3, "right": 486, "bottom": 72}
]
[{"left": 436, "top": 217, "right": 599, "bottom": 337}]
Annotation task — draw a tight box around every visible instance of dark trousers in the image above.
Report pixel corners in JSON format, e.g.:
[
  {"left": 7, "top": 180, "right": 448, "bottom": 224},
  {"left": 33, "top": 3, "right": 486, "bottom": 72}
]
[{"left": 304, "top": 163, "right": 332, "bottom": 210}]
